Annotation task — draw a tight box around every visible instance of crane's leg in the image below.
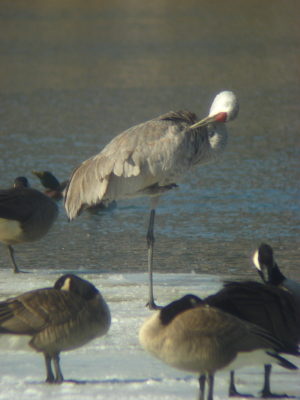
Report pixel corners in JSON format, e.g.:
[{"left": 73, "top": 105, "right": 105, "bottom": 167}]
[
  {"left": 44, "top": 353, "right": 55, "bottom": 383},
  {"left": 229, "top": 371, "right": 253, "bottom": 397},
  {"left": 260, "top": 365, "right": 291, "bottom": 398},
  {"left": 53, "top": 354, "right": 64, "bottom": 383},
  {"left": 146, "top": 209, "right": 160, "bottom": 309},
  {"left": 198, "top": 374, "right": 206, "bottom": 400},
  {"left": 7, "top": 245, "right": 20, "bottom": 274}
]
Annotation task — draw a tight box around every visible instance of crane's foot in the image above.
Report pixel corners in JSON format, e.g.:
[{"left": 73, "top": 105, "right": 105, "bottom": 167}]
[
  {"left": 14, "top": 268, "right": 31, "bottom": 274},
  {"left": 145, "top": 301, "right": 163, "bottom": 310}
]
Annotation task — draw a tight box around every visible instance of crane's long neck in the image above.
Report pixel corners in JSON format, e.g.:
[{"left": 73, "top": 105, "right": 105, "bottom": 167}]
[{"left": 190, "top": 122, "right": 228, "bottom": 166}]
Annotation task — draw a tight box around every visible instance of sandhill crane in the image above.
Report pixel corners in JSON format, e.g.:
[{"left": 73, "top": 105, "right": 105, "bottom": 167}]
[
  {"left": 64, "top": 91, "right": 239, "bottom": 309},
  {"left": 0, "top": 177, "right": 59, "bottom": 273}
]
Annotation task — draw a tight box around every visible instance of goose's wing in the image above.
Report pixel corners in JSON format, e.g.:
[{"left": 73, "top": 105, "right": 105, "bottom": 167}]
[
  {"left": 0, "top": 187, "right": 58, "bottom": 223},
  {"left": 0, "top": 188, "right": 36, "bottom": 221},
  {"left": 205, "top": 281, "right": 300, "bottom": 344},
  {"left": 0, "top": 288, "right": 87, "bottom": 335}
]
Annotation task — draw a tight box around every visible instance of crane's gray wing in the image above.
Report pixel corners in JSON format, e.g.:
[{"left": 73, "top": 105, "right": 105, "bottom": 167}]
[
  {"left": 0, "top": 289, "right": 88, "bottom": 334},
  {"left": 65, "top": 111, "right": 198, "bottom": 220}
]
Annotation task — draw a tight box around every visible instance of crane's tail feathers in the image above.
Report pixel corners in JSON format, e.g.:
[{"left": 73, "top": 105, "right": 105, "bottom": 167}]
[{"left": 64, "top": 155, "right": 110, "bottom": 220}]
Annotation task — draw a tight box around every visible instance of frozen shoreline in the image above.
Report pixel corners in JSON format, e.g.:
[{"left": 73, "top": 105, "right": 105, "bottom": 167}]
[{"left": 0, "top": 270, "right": 299, "bottom": 400}]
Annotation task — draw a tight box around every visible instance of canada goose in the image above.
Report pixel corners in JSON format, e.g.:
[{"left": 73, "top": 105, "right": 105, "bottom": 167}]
[
  {"left": 253, "top": 244, "right": 300, "bottom": 302},
  {"left": 0, "top": 274, "right": 111, "bottom": 383},
  {"left": 32, "top": 171, "right": 68, "bottom": 201},
  {"left": 139, "top": 295, "right": 299, "bottom": 400},
  {"left": 205, "top": 281, "right": 300, "bottom": 397},
  {"left": 0, "top": 177, "right": 59, "bottom": 273}
]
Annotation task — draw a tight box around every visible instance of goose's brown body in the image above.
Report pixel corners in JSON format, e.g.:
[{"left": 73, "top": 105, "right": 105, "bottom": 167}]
[{"left": 139, "top": 295, "right": 299, "bottom": 400}]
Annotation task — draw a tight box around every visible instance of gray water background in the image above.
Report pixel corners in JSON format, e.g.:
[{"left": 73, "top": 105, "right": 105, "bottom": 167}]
[{"left": 0, "top": 0, "right": 299, "bottom": 283}]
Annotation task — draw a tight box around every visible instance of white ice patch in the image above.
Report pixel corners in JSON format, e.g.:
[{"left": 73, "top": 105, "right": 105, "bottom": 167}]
[{"left": 0, "top": 270, "right": 299, "bottom": 400}]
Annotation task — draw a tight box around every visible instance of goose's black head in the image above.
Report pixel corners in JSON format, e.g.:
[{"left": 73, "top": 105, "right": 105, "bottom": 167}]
[
  {"left": 14, "top": 177, "right": 30, "bottom": 188},
  {"left": 54, "top": 274, "right": 99, "bottom": 300},
  {"left": 32, "top": 171, "right": 60, "bottom": 190},
  {"left": 160, "top": 294, "right": 204, "bottom": 326},
  {"left": 258, "top": 244, "right": 274, "bottom": 267},
  {"left": 253, "top": 244, "right": 286, "bottom": 286}
]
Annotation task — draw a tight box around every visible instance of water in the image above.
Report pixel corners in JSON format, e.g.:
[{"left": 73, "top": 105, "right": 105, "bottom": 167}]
[{"left": 0, "top": 0, "right": 300, "bottom": 281}]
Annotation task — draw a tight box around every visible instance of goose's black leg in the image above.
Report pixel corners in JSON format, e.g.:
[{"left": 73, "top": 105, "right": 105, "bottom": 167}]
[
  {"left": 53, "top": 354, "right": 64, "bottom": 383},
  {"left": 7, "top": 245, "right": 29, "bottom": 273},
  {"left": 7, "top": 245, "right": 20, "bottom": 274},
  {"left": 260, "top": 365, "right": 294, "bottom": 398},
  {"left": 229, "top": 371, "right": 254, "bottom": 397},
  {"left": 207, "top": 374, "right": 214, "bottom": 400},
  {"left": 199, "top": 374, "right": 206, "bottom": 400},
  {"left": 44, "top": 353, "right": 55, "bottom": 383}
]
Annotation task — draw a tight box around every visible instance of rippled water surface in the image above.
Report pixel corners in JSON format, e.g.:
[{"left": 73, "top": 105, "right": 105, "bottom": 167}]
[{"left": 0, "top": 0, "right": 299, "bottom": 281}]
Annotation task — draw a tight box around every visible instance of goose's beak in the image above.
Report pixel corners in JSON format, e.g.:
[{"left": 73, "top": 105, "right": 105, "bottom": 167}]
[
  {"left": 32, "top": 170, "right": 42, "bottom": 178},
  {"left": 190, "top": 111, "right": 227, "bottom": 129},
  {"left": 252, "top": 249, "right": 267, "bottom": 283}
]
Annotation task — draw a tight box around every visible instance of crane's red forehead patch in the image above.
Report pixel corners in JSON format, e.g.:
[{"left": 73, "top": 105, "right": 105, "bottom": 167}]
[{"left": 215, "top": 112, "right": 227, "bottom": 122}]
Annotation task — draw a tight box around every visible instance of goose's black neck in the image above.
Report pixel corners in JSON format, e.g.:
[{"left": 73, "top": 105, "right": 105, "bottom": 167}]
[
  {"left": 160, "top": 294, "right": 203, "bottom": 326},
  {"left": 267, "top": 263, "right": 286, "bottom": 286}
]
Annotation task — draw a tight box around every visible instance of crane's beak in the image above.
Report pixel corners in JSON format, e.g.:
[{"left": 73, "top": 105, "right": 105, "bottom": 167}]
[{"left": 190, "top": 111, "right": 227, "bottom": 129}]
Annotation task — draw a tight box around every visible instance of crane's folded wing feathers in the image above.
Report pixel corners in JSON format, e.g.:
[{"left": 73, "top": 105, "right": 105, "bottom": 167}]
[{"left": 65, "top": 111, "right": 198, "bottom": 219}]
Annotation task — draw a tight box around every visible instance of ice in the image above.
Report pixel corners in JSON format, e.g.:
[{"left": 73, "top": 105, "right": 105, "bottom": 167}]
[{"left": 0, "top": 270, "right": 299, "bottom": 399}]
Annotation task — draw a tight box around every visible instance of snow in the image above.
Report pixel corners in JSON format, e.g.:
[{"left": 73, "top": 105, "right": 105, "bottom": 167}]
[{"left": 0, "top": 270, "right": 299, "bottom": 400}]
